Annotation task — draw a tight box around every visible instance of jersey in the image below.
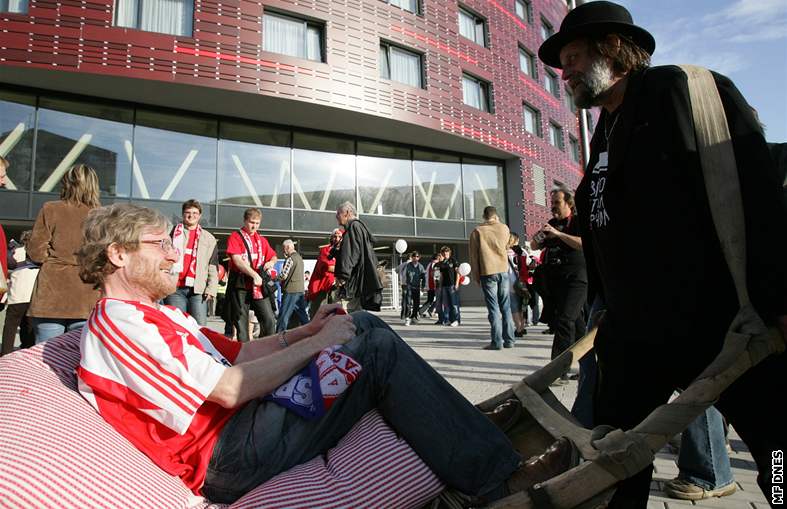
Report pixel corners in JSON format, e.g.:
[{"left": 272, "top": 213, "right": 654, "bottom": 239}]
[{"left": 77, "top": 298, "right": 242, "bottom": 493}]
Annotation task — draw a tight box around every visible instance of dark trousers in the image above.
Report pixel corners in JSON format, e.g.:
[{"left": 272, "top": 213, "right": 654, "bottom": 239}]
[
  {"left": 596, "top": 322, "right": 787, "bottom": 508},
  {"left": 547, "top": 268, "right": 587, "bottom": 360},
  {"left": 228, "top": 286, "right": 276, "bottom": 342},
  {"left": 203, "top": 312, "right": 521, "bottom": 504},
  {"left": 1, "top": 302, "right": 35, "bottom": 356},
  {"left": 408, "top": 288, "right": 421, "bottom": 319},
  {"left": 419, "top": 289, "right": 436, "bottom": 315}
]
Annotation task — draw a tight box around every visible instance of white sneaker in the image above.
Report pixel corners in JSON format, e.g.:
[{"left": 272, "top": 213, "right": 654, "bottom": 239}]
[
  {"left": 450, "top": 321, "right": 459, "bottom": 327},
  {"left": 405, "top": 319, "right": 411, "bottom": 326}
]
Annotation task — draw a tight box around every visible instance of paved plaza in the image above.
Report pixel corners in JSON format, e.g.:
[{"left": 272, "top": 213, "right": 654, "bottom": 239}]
[{"left": 365, "top": 307, "right": 768, "bottom": 508}]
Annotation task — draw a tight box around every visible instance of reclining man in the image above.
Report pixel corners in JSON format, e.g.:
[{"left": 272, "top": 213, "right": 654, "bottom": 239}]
[{"left": 75, "top": 203, "right": 576, "bottom": 504}]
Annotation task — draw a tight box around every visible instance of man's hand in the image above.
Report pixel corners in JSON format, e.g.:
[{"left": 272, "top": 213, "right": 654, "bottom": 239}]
[
  {"left": 306, "top": 303, "right": 345, "bottom": 335},
  {"left": 542, "top": 224, "right": 560, "bottom": 238},
  {"left": 312, "top": 313, "right": 355, "bottom": 349},
  {"left": 251, "top": 272, "right": 263, "bottom": 287},
  {"left": 203, "top": 293, "right": 214, "bottom": 302}
]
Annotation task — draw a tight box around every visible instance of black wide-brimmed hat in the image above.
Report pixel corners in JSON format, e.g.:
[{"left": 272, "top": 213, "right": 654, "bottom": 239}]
[{"left": 538, "top": 1, "right": 655, "bottom": 69}]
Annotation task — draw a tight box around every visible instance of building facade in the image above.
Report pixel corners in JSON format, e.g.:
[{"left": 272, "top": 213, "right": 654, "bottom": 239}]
[{"left": 0, "top": 0, "right": 584, "bottom": 266}]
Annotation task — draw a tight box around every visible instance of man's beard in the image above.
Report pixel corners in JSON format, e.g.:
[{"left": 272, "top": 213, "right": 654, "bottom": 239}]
[
  {"left": 128, "top": 257, "right": 176, "bottom": 301},
  {"left": 572, "top": 57, "right": 615, "bottom": 109}
]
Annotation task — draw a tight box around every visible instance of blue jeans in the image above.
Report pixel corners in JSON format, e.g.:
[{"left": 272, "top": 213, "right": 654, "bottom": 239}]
[
  {"left": 203, "top": 311, "right": 521, "bottom": 504},
  {"left": 677, "top": 407, "right": 734, "bottom": 490},
  {"left": 165, "top": 286, "right": 208, "bottom": 326},
  {"left": 571, "top": 294, "right": 604, "bottom": 428},
  {"left": 276, "top": 292, "right": 310, "bottom": 332},
  {"left": 439, "top": 286, "right": 459, "bottom": 324},
  {"left": 480, "top": 273, "right": 515, "bottom": 348},
  {"left": 527, "top": 288, "right": 540, "bottom": 324},
  {"left": 33, "top": 318, "right": 86, "bottom": 344}
]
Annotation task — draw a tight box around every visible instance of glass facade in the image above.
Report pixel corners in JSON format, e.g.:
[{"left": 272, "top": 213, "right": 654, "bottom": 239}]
[{"left": 0, "top": 89, "right": 506, "bottom": 238}]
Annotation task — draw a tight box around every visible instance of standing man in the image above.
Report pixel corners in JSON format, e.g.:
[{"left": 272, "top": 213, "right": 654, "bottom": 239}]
[
  {"left": 418, "top": 253, "right": 440, "bottom": 318},
  {"left": 469, "top": 206, "right": 516, "bottom": 350},
  {"left": 226, "top": 208, "right": 277, "bottom": 342},
  {"left": 165, "top": 200, "right": 219, "bottom": 326},
  {"left": 531, "top": 188, "right": 586, "bottom": 378},
  {"left": 538, "top": 1, "right": 787, "bottom": 505},
  {"left": 276, "top": 239, "right": 310, "bottom": 332},
  {"left": 435, "top": 246, "right": 460, "bottom": 327},
  {"left": 0, "top": 156, "right": 9, "bottom": 287},
  {"left": 402, "top": 251, "right": 425, "bottom": 326},
  {"left": 307, "top": 229, "right": 341, "bottom": 318},
  {"left": 334, "top": 202, "right": 382, "bottom": 313}
]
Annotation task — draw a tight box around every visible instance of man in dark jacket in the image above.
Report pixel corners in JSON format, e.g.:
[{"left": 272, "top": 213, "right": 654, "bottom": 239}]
[
  {"left": 539, "top": 1, "right": 787, "bottom": 507},
  {"left": 334, "top": 202, "right": 383, "bottom": 312}
]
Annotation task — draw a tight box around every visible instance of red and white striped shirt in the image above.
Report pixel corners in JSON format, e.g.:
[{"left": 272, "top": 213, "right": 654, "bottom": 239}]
[{"left": 77, "top": 298, "right": 242, "bottom": 493}]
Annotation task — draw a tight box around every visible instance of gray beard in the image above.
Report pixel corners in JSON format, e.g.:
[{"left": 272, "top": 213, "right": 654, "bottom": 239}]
[{"left": 572, "top": 58, "right": 615, "bottom": 109}]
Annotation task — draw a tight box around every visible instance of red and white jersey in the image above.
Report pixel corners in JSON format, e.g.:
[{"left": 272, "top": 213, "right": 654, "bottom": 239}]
[{"left": 77, "top": 298, "right": 242, "bottom": 493}]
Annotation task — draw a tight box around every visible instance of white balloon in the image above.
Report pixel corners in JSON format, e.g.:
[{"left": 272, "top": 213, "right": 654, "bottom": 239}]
[
  {"left": 458, "top": 262, "right": 471, "bottom": 276},
  {"left": 394, "top": 239, "right": 408, "bottom": 254},
  {"left": 461, "top": 276, "right": 470, "bottom": 286}
]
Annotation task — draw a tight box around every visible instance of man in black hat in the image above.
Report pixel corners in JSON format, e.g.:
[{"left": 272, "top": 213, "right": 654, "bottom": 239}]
[{"left": 539, "top": 1, "right": 787, "bottom": 507}]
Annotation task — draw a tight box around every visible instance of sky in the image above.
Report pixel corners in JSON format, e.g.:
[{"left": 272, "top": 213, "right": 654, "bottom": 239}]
[{"left": 589, "top": 0, "right": 787, "bottom": 142}]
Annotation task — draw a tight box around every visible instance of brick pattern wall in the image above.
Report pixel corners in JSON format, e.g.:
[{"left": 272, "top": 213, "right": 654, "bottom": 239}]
[{"left": 0, "top": 0, "right": 584, "bottom": 236}]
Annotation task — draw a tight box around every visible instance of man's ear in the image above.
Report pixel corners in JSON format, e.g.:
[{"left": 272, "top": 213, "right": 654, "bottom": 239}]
[{"left": 106, "top": 242, "right": 131, "bottom": 268}]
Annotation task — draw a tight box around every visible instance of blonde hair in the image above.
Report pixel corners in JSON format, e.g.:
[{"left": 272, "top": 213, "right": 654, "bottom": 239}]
[
  {"left": 0, "top": 155, "right": 9, "bottom": 170},
  {"left": 61, "top": 164, "right": 101, "bottom": 208},
  {"left": 508, "top": 232, "right": 519, "bottom": 248},
  {"left": 78, "top": 204, "right": 170, "bottom": 289}
]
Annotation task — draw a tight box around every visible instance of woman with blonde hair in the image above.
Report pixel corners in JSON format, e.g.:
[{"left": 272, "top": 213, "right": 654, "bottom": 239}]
[
  {"left": 27, "top": 164, "right": 102, "bottom": 343},
  {"left": 507, "top": 232, "right": 529, "bottom": 337}
]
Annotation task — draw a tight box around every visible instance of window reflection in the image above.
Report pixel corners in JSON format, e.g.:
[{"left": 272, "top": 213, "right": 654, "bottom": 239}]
[
  {"left": 292, "top": 149, "right": 354, "bottom": 211},
  {"left": 0, "top": 92, "right": 36, "bottom": 191},
  {"left": 462, "top": 162, "right": 505, "bottom": 222},
  {"left": 218, "top": 139, "right": 291, "bottom": 208},
  {"left": 413, "top": 160, "right": 463, "bottom": 220},
  {"left": 35, "top": 98, "right": 133, "bottom": 197},
  {"left": 131, "top": 111, "right": 217, "bottom": 203},
  {"left": 357, "top": 156, "right": 413, "bottom": 216}
]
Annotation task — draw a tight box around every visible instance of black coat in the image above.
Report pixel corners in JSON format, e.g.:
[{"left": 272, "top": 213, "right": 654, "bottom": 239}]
[
  {"left": 576, "top": 66, "right": 787, "bottom": 360},
  {"left": 335, "top": 218, "right": 383, "bottom": 311}
]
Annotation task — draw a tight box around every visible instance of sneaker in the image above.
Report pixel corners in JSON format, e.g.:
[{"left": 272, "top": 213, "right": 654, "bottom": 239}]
[
  {"left": 434, "top": 320, "right": 445, "bottom": 326},
  {"left": 450, "top": 321, "right": 459, "bottom": 327},
  {"left": 483, "top": 344, "right": 502, "bottom": 350},
  {"left": 503, "top": 342, "right": 515, "bottom": 349},
  {"left": 404, "top": 318, "right": 411, "bottom": 326},
  {"left": 664, "top": 479, "right": 737, "bottom": 500}
]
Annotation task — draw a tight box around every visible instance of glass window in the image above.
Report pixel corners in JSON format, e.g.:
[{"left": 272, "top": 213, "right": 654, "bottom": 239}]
[
  {"left": 35, "top": 97, "right": 134, "bottom": 197},
  {"left": 462, "top": 73, "right": 491, "bottom": 112},
  {"left": 380, "top": 43, "right": 423, "bottom": 88},
  {"left": 388, "top": 0, "right": 418, "bottom": 14},
  {"left": 458, "top": 7, "right": 486, "bottom": 47},
  {"left": 569, "top": 135, "right": 580, "bottom": 163},
  {"left": 113, "top": 0, "right": 193, "bottom": 36},
  {"left": 519, "top": 46, "right": 536, "bottom": 78},
  {"left": 544, "top": 69, "right": 560, "bottom": 98},
  {"left": 514, "top": 0, "right": 531, "bottom": 22},
  {"left": 0, "top": 91, "right": 36, "bottom": 191},
  {"left": 413, "top": 159, "right": 462, "bottom": 220},
  {"left": 292, "top": 148, "right": 354, "bottom": 211},
  {"left": 263, "top": 11, "right": 324, "bottom": 62},
  {"left": 564, "top": 86, "right": 577, "bottom": 112},
  {"left": 540, "top": 18, "right": 554, "bottom": 40},
  {"left": 218, "top": 123, "right": 291, "bottom": 208},
  {"left": 462, "top": 161, "right": 504, "bottom": 222},
  {"left": 548, "top": 121, "right": 563, "bottom": 150},
  {"left": 131, "top": 110, "right": 218, "bottom": 203},
  {"left": 293, "top": 131, "right": 353, "bottom": 154},
  {"left": 357, "top": 155, "right": 413, "bottom": 216},
  {"left": 523, "top": 103, "right": 540, "bottom": 136},
  {"left": 0, "top": 0, "right": 27, "bottom": 13},
  {"left": 532, "top": 163, "right": 546, "bottom": 206}
]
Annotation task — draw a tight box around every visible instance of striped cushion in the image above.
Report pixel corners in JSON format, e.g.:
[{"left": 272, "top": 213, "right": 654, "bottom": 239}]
[{"left": 0, "top": 330, "right": 444, "bottom": 509}]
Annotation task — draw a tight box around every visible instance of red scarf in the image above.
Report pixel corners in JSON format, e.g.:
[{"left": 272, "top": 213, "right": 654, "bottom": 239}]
[
  {"left": 239, "top": 228, "right": 265, "bottom": 299},
  {"left": 172, "top": 223, "right": 201, "bottom": 288}
]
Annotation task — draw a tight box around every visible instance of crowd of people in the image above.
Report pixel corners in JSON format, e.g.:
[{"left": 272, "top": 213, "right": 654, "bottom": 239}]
[{"left": 1, "top": 1, "right": 786, "bottom": 506}]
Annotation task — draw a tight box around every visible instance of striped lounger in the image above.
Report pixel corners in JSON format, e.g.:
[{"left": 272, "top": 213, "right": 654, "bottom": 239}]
[{"left": 0, "top": 329, "right": 444, "bottom": 508}]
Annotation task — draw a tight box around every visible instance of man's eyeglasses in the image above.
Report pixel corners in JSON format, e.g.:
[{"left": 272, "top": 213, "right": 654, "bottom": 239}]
[{"left": 139, "top": 238, "right": 175, "bottom": 252}]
